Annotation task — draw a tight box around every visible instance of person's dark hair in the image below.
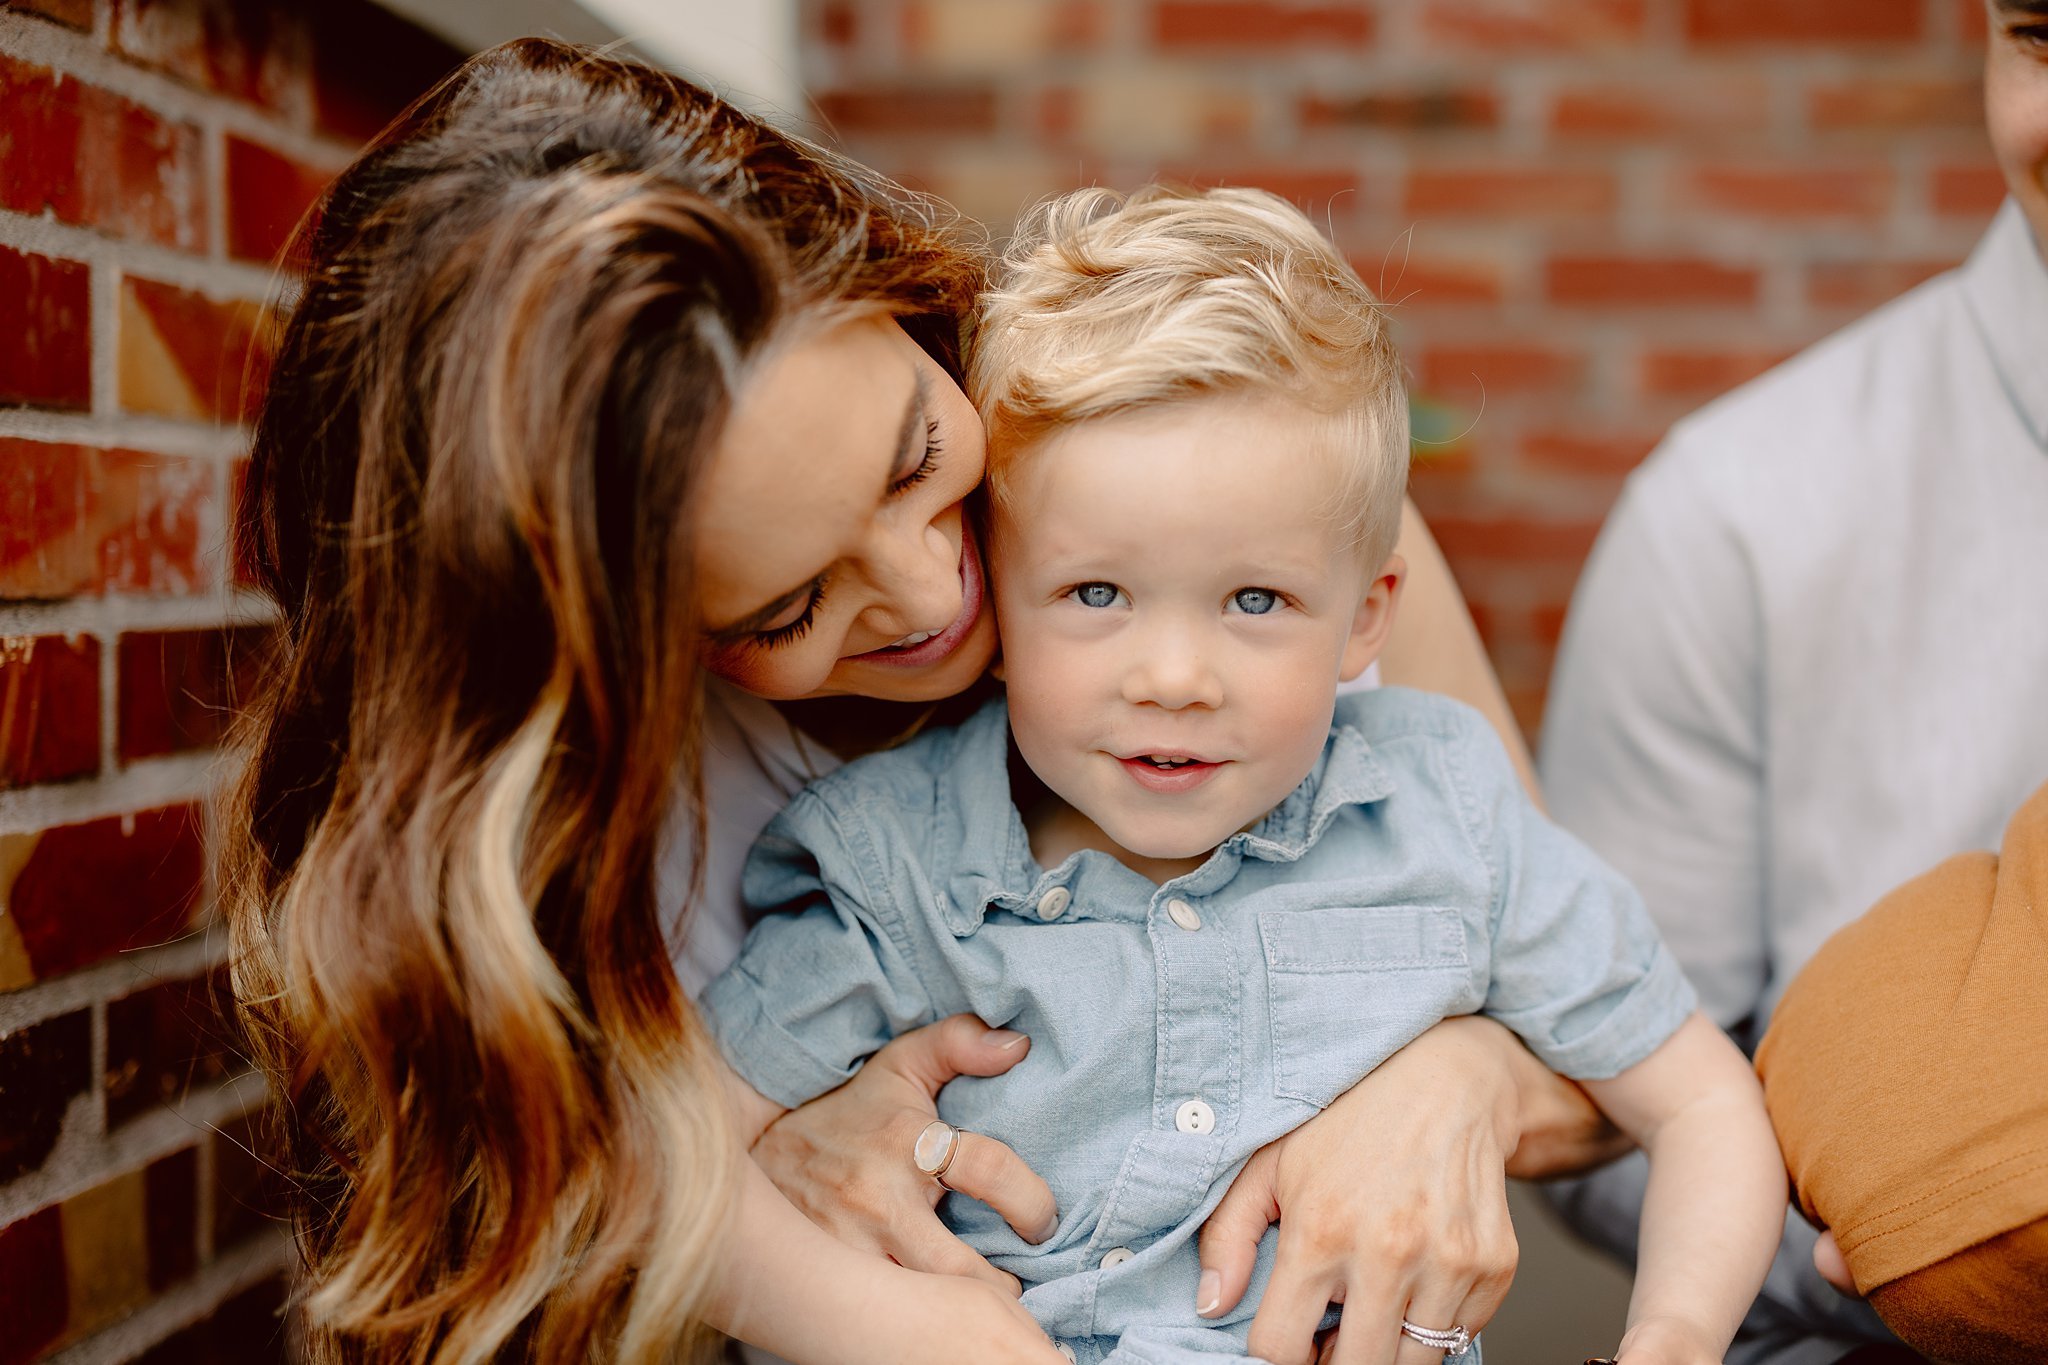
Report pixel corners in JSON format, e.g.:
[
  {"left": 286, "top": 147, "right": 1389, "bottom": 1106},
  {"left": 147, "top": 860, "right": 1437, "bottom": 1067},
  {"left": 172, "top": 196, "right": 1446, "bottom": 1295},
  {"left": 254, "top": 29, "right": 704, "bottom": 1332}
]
[{"left": 221, "top": 37, "right": 985, "bottom": 1363}]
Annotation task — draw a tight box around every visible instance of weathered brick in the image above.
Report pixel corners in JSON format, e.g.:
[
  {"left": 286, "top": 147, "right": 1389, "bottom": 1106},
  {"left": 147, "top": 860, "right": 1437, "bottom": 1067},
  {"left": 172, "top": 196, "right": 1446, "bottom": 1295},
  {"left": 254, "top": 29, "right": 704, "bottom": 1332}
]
[
  {"left": 1684, "top": 164, "right": 1895, "bottom": 221},
  {"left": 1932, "top": 162, "right": 2009, "bottom": 217},
  {"left": 211, "top": 1108, "right": 284, "bottom": 1249},
  {"left": 1162, "top": 166, "right": 1360, "bottom": 206},
  {"left": 134, "top": 1275, "right": 290, "bottom": 1365},
  {"left": 1547, "top": 255, "right": 1760, "bottom": 308},
  {"left": 1152, "top": 1, "right": 1373, "bottom": 48},
  {"left": 59, "top": 1165, "right": 153, "bottom": 1340},
  {"left": 1550, "top": 74, "right": 1772, "bottom": 138},
  {"left": 1429, "top": 513, "right": 1605, "bottom": 565},
  {"left": 1685, "top": 0, "right": 1922, "bottom": 45},
  {"left": 2, "top": 806, "right": 206, "bottom": 981},
  {"left": 0, "top": 633, "right": 101, "bottom": 788},
  {"left": 1641, "top": 345, "right": 1795, "bottom": 398},
  {"left": 1807, "top": 257, "right": 1956, "bottom": 312},
  {"left": 1808, "top": 75, "right": 1984, "bottom": 133},
  {"left": 0, "top": 246, "right": 91, "bottom": 412},
  {"left": 1406, "top": 166, "right": 1618, "bottom": 220},
  {"left": 0, "top": 441, "right": 213, "bottom": 600},
  {"left": 1303, "top": 86, "right": 1499, "bottom": 131},
  {"left": 0, "top": 1010, "right": 90, "bottom": 1180},
  {"left": 1363, "top": 250, "right": 1505, "bottom": 308},
  {"left": 119, "top": 277, "right": 273, "bottom": 424},
  {"left": 903, "top": 0, "right": 1100, "bottom": 71},
  {"left": 1521, "top": 429, "right": 1661, "bottom": 476},
  {"left": 144, "top": 1146, "right": 200, "bottom": 1289},
  {"left": 1422, "top": 0, "right": 1645, "bottom": 50},
  {"left": 1071, "top": 70, "right": 1257, "bottom": 157},
  {"left": 0, "top": 54, "right": 205, "bottom": 251},
  {"left": 1420, "top": 344, "right": 1584, "bottom": 396},
  {"left": 107, "top": 971, "right": 240, "bottom": 1127},
  {"left": 0, "top": 1206, "right": 68, "bottom": 1365},
  {"left": 111, "top": 0, "right": 313, "bottom": 120},
  {"left": 818, "top": 0, "right": 857, "bottom": 47},
  {"left": 813, "top": 84, "right": 999, "bottom": 136},
  {"left": 118, "top": 626, "right": 267, "bottom": 762},
  {"left": 224, "top": 135, "right": 335, "bottom": 265}
]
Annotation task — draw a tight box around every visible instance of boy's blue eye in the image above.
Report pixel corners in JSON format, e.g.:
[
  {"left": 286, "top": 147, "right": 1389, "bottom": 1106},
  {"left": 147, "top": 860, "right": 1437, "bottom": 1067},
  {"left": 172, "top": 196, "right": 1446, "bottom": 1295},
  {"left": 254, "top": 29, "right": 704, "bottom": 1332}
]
[
  {"left": 1073, "top": 583, "right": 1123, "bottom": 609},
  {"left": 1231, "top": 588, "right": 1279, "bottom": 615}
]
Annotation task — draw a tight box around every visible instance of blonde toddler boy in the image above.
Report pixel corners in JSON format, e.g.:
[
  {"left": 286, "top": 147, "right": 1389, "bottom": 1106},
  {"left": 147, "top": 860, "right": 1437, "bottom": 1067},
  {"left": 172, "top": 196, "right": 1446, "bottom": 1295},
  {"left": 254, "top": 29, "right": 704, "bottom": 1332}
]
[{"left": 705, "top": 187, "right": 1782, "bottom": 1365}]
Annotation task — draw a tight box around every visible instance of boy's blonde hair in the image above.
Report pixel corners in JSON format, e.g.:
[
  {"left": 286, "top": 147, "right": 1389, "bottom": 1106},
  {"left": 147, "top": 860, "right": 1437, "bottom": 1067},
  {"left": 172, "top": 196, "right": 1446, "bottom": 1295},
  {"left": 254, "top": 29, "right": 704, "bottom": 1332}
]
[{"left": 969, "top": 184, "right": 1408, "bottom": 564}]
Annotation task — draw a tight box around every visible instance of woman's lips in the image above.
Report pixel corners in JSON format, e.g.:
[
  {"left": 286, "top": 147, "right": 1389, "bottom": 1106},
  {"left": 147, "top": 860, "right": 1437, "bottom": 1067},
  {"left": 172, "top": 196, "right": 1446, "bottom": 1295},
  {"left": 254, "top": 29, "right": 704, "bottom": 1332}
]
[
  {"left": 847, "top": 522, "right": 985, "bottom": 669},
  {"left": 1117, "top": 756, "right": 1225, "bottom": 794}
]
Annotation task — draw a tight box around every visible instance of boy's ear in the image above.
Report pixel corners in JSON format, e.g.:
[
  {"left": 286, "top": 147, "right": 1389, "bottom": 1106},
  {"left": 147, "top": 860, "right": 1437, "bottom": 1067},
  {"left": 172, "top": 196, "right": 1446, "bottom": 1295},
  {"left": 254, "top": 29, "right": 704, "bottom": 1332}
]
[{"left": 1339, "top": 552, "right": 1405, "bottom": 682}]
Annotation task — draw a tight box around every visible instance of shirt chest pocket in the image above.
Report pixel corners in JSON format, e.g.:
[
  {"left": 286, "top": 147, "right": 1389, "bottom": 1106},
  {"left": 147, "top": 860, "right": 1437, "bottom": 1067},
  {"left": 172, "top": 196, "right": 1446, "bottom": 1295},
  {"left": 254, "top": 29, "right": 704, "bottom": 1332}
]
[{"left": 1259, "top": 905, "right": 1474, "bottom": 1109}]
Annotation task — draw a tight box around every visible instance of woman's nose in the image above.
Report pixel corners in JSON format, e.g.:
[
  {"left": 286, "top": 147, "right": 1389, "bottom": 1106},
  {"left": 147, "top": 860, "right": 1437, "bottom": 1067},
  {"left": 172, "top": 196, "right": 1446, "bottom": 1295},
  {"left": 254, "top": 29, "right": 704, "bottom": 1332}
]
[
  {"left": 858, "top": 516, "right": 962, "bottom": 641},
  {"left": 1120, "top": 625, "right": 1224, "bottom": 711}
]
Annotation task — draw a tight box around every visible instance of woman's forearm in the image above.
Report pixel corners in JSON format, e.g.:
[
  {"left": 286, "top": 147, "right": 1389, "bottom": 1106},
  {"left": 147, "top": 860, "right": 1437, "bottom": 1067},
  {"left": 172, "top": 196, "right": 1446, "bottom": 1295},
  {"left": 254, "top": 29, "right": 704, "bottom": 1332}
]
[{"left": 709, "top": 1161, "right": 894, "bottom": 1361}]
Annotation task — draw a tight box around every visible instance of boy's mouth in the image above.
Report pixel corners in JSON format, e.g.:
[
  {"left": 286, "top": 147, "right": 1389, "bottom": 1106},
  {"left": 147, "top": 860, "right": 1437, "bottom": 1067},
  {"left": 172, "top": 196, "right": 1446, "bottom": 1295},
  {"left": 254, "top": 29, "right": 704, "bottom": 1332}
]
[{"left": 1116, "top": 752, "right": 1224, "bottom": 793}]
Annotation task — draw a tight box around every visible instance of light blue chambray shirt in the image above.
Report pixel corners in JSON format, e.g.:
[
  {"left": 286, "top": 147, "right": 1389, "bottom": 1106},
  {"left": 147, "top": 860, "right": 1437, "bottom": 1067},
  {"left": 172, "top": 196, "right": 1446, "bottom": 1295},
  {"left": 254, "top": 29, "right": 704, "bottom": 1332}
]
[{"left": 705, "top": 688, "right": 1696, "bottom": 1364}]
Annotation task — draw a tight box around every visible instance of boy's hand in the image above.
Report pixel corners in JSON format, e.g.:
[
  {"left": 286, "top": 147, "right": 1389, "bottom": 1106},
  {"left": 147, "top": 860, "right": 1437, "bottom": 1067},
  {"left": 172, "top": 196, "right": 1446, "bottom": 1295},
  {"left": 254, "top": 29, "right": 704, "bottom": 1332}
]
[{"left": 751, "top": 1014, "right": 1059, "bottom": 1295}]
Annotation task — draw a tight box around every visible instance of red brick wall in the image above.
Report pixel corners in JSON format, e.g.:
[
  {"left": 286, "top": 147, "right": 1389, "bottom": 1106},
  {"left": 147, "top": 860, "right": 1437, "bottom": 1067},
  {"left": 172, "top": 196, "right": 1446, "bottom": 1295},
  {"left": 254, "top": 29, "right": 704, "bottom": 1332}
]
[
  {"left": 0, "top": 3, "right": 457, "bottom": 1360},
  {"left": 798, "top": 0, "right": 2002, "bottom": 734}
]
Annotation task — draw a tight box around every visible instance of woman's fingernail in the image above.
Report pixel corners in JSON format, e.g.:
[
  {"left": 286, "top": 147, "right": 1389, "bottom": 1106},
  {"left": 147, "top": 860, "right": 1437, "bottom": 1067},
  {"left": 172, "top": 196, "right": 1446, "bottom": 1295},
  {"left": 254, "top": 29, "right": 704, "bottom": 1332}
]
[
  {"left": 1033, "top": 1211, "right": 1059, "bottom": 1242},
  {"left": 1196, "top": 1269, "right": 1221, "bottom": 1316},
  {"left": 983, "top": 1028, "right": 1028, "bottom": 1050}
]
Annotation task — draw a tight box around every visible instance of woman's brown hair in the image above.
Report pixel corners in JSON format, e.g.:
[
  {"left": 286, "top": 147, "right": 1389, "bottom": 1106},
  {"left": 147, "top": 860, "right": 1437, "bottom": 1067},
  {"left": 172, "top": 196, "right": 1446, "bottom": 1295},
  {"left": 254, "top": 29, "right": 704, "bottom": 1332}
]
[{"left": 222, "top": 38, "right": 983, "bottom": 1363}]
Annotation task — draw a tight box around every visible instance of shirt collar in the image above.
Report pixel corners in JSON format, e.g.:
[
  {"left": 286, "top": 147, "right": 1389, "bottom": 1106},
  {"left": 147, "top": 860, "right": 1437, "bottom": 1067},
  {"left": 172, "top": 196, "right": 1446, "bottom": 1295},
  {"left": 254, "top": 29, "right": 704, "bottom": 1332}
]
[
  {"left": 936, "top": 697, "right": 1397, "bottom": 937},
  {"left": 1959, "top": 200, "right": 2048, "bottom": 453}
]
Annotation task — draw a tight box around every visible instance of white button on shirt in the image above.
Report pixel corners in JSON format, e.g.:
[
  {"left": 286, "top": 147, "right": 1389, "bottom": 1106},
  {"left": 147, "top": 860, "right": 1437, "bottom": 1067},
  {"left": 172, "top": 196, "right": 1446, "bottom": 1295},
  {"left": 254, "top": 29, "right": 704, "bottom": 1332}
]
[
  {"left": 1174, "top": 1099, "right": 1216, "bottom": 1135},
  {"left": 1036, "top": 886, "right": 1071, "bottom": 921},
  {"left": 1165, "top": 897, "right": 1202, "bottom": 931},
  {"left": 1100, "top": 1247, "right": 1135, "bottom": 1269}
]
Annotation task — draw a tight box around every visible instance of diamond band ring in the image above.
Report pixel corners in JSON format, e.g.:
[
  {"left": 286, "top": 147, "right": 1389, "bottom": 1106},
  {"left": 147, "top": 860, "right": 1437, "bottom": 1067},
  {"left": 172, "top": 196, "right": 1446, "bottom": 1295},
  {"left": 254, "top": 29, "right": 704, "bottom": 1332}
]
[{"left": 1399, "top": 1319, "right": 1474, "bottom": 1356}]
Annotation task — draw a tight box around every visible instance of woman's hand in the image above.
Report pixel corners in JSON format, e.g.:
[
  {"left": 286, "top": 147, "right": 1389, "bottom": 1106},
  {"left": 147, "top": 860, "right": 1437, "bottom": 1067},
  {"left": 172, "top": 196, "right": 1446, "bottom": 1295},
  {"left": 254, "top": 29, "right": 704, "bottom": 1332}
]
[
  {"left": 751, "top": 1013, "right": 1059, "bottom": 1295},
  {"left": 1195, "top": 1016, "right": 1526, "bottom": 1365}
]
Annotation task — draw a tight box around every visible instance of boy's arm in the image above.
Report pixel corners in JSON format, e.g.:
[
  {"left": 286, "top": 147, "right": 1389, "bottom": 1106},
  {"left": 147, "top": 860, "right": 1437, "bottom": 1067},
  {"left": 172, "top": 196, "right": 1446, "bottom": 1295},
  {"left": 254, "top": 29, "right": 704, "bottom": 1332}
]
[{"left": 1579, "top": 1012, "right": 1784, "bottom": 1363}]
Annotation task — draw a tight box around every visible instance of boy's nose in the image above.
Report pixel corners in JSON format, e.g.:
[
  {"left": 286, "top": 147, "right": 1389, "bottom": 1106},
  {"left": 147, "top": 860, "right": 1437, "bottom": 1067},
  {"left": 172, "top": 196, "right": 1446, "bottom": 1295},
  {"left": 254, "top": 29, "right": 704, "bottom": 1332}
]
[{"left": 1121, "top": 631, "right": 1224, "bottom": 711}]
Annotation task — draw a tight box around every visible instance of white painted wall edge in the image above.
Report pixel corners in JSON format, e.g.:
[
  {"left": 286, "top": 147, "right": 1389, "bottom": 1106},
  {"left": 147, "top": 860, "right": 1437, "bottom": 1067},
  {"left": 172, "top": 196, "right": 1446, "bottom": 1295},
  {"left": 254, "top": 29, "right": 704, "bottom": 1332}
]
[{"left": 367, "top": 0, "right": 802, "bottom": 123}]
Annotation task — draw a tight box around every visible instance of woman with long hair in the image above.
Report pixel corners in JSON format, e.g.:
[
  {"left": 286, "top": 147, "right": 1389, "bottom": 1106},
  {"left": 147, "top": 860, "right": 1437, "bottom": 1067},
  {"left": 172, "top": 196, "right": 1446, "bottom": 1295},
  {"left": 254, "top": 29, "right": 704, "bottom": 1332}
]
[{"left": 224, "top": 37, "right": 1611, "bottom": 1365}]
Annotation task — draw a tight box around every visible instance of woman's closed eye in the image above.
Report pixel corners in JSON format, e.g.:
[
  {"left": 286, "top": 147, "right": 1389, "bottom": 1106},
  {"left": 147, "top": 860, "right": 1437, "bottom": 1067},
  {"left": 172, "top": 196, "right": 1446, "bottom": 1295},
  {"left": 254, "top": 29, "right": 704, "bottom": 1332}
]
[
  {"left": 748, "top": 575, "right": 829, "bottom": 651},
  {"left": 889, "top": 417, "right": 944, "bottom": 496}
]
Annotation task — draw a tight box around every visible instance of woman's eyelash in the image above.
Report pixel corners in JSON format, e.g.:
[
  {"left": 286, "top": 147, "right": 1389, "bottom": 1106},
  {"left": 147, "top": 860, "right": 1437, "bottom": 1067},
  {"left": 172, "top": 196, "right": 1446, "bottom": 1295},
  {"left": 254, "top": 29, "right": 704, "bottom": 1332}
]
[
  {"left": 751, "top": 576, "right": 829, "bottom": 651},
  {"left": 890, "top": 419, "right": 944, "bottom": 494}
]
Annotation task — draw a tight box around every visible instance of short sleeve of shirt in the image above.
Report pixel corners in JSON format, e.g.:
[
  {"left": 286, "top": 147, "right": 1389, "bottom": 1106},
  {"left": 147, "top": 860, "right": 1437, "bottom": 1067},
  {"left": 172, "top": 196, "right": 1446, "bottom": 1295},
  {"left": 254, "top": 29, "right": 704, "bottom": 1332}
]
[
  {"left": 1448, "top": 717, "right": 1698, "bottom": 1080},
  {"left": 699, "top": 789, "right": 935, "bottom": 1110}
]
